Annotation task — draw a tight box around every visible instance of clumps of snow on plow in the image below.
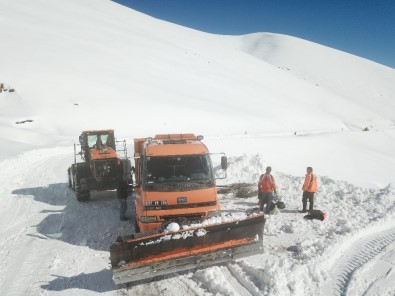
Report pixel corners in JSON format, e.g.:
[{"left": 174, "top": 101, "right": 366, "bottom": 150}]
[
  {"left": 139, "top": 211, "right": 261, "bottom": 246},
  {"left": 165, "top": 222, "right": 180, "bottom": 232}
]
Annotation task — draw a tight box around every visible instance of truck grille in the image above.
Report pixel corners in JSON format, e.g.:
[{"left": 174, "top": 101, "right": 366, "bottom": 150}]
[
  {"left": 160, "top": 212, "right": 206, "bottom": 221},
  {"left": 144, "top": 181, "right": 215, "bottom": 192},
  {"left": 144, "top": 201, "right": 217, "bottom": 211}
]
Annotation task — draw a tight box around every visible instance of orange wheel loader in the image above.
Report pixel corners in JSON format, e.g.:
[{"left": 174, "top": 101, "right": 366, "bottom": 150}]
[{"left": 67, "top": 130, "right": 132, "bottom": 202}]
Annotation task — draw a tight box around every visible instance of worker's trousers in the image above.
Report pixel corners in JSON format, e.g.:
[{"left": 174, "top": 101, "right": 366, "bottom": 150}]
[{"left": 302, "top": 191, "right": 315, "bottom": 211}]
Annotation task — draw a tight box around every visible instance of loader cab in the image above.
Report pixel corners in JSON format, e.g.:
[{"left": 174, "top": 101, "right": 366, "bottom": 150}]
[{"left": 79, "top": 130, "right": 116, "bottom": 161}]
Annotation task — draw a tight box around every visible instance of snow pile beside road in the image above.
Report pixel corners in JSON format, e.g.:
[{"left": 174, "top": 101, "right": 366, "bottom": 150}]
[{"left": 216, "top": 154, "right": 395, "bottom": 295}]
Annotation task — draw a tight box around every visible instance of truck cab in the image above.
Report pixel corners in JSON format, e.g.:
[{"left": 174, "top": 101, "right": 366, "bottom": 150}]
[{"left": 133, "top": 134, "right": 226, "bottom": 232}]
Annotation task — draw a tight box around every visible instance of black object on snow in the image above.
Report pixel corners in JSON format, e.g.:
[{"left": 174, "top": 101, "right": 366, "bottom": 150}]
[{"left": 303, "top": 210, "right": 326, "bottom": 221}]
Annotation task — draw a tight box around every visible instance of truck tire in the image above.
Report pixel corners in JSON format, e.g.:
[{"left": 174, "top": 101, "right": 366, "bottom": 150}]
[
  {"left": 134, "top": 216, "right": 140, "bottom": 233},
  {"left": 74, "top": 163, "right": 90, "bottom": 202}
]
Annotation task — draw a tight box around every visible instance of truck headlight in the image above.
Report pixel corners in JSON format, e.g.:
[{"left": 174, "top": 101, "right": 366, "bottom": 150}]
[{"left": 140, "top": 216, "right": 157, "bottom": 223}]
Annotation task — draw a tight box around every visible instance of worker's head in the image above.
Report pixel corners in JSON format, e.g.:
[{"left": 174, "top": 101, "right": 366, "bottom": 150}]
[
  {"left": 307, "top": 167, "right": 313, "bottom": 173},
  {"left": 266, "top": 166, "right": 272, "bottom": 173}
]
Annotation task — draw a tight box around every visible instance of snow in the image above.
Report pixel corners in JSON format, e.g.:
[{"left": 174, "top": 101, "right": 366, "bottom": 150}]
[
  {"left": 0, "top": 0, "right": 394, "bottom": 295},
  {"left": 165, "top": 222, "right": 181, "bottom": 233}
]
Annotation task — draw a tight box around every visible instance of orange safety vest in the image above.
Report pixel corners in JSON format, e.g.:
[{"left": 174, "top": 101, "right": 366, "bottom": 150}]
[
  {"left": 258, "top": 173, "right": 276, "bottom": 193},
  {"left": 302, "top": 173, "right": 317, "bottom": 192}
]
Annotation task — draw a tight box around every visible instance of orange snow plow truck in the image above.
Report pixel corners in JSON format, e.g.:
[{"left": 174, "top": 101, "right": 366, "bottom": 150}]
[{"left": 110, "top": 134, "right": 265, "bottom": 284}]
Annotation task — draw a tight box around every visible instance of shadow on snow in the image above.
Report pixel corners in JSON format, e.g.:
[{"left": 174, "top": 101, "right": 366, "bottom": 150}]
[
  {"left": 40, "top": 269, "right": 115, "bottom": 292},
  {"left": 12, "top": 183, "right": 134, "bottom": 252}
]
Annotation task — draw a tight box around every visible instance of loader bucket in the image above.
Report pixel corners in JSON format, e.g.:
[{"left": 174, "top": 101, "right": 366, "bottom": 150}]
[{"left": 110, "top": 213, "right": 265, "bottom": 285}]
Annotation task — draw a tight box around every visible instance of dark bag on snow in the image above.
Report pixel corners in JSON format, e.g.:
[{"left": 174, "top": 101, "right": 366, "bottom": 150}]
[
  {"left": 269, "top": 201, "right": 286, "bottom": 211},
  {"left": 304, "top": 210, "right": 326, "bottom": 221},
  {"left": 276, "top": 201, "right": 286, "bottom": 209}
]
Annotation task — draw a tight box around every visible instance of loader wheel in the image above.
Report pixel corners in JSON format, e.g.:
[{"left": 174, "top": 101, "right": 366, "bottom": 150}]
[
  {"left": 74, "top": 163, "right": 90, "bottom": 202},
  {"left": 75, "top": 185, "right": 90, "bottom": 202},
  {"left": 67, "top": 168, "right": 73, "bottom": 189}
]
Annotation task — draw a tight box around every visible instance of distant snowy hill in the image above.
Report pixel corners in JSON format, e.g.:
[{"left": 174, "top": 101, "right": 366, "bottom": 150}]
[{"left": 238, "top": 33, "right": 395, "bottom": 123}]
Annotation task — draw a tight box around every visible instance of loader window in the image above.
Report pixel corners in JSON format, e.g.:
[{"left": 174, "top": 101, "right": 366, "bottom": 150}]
[
  {"left": 145, "top": 155, "right": 213, "bottom": 183},
  {"left": 86, "top": 133, "right": 114, "bottom": 149},
  {"left": 101, "top": 134, "right": 108, "bottom": 145},
  {"left": 87, "top": 134, "right": 98, "bottom": 148}
]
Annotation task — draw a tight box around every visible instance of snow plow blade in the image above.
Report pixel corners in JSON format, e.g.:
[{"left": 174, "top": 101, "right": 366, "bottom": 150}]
[{"left": 110, "top": 214, "right": 265, "bottom": 285}]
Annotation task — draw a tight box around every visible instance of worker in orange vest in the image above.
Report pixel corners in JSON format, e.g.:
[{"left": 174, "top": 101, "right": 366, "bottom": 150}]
[
  {"left": 301, "top": 167, "right": 318, "bottom": 213},
  {"left": 258, "top": 166, "right": 277, "bottom": 214}
]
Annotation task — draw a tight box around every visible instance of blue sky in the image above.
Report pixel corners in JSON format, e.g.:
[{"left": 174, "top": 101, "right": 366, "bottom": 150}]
[{"left": 114, "top": 0, "right": 395, "bottom": 69}]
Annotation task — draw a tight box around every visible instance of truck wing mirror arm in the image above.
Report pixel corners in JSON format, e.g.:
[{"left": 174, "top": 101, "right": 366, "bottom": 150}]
[{"left": 221, "top": 155, "right": 228, "bottom": 171}]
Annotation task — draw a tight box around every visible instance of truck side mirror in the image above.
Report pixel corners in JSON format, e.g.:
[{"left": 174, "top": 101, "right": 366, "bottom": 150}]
[
  {"left": 221, "top": 156, "right": 228, "bottom": 171},
  {"left": 79, "top": 135, "right": 84, "bottom": 145}
]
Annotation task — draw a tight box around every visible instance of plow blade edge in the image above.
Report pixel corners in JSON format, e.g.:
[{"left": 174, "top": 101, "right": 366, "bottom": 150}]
[{"left": 110, "top": 214, "right": 265, "bottom": 284}]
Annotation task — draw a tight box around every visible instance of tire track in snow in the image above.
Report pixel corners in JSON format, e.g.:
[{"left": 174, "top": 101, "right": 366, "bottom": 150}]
[
  {"left": 326, "top": 227, "right": 395, "bottom": 296},
  {"left": 191, "top": 265, "right": 246, "bottom": 295},
  {"left": 350, "top": 240, "right": 395, "bottom": 295},
  {"left": 220, "top": 264, "right": 252, "bottom": 296},
  {"left": 178, "top": 276, "right": 202, "bottom": 296},
  {"left": 125, "top": 274, "right": 201, "bottom": 296},
  {"left": 226, "top": 263, "right": 263, "bottom": 296},
  {"left": 190, "top": 263, "right": 263, "bottom": 296}
]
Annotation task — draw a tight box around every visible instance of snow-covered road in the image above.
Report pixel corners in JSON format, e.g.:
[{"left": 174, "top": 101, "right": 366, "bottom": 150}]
[
  {"left": 0, "top": 148, "right": 118, "bottom": 295},
  {"left": 0, "top": 148, "right": 394, "bottom": 296}
]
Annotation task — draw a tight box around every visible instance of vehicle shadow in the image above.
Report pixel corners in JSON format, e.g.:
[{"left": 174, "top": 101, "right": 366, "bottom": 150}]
[
  {"left": 12, "top": 183, "right": 134, "bottom": 252},
  {"left": 12, "top": 183, "right": 69, "bottom": 206},
  {"left": 40, "top": 269, "right": 115, "bottom": 292}
]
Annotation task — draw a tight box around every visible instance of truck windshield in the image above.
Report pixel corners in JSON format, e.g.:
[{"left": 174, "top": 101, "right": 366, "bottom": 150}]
[{"left": 145, "top": 154, "right": 214, "bottom": 183}]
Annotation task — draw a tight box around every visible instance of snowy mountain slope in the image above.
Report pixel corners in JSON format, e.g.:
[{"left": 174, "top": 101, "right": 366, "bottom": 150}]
[{"left": 1, "top": 0, "right": 394, "bottom": 152}]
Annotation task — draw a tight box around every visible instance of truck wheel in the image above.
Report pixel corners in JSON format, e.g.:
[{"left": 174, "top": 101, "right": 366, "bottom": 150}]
[{"left": 134, "top": 217, "right": 140, "bottom": 233}]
